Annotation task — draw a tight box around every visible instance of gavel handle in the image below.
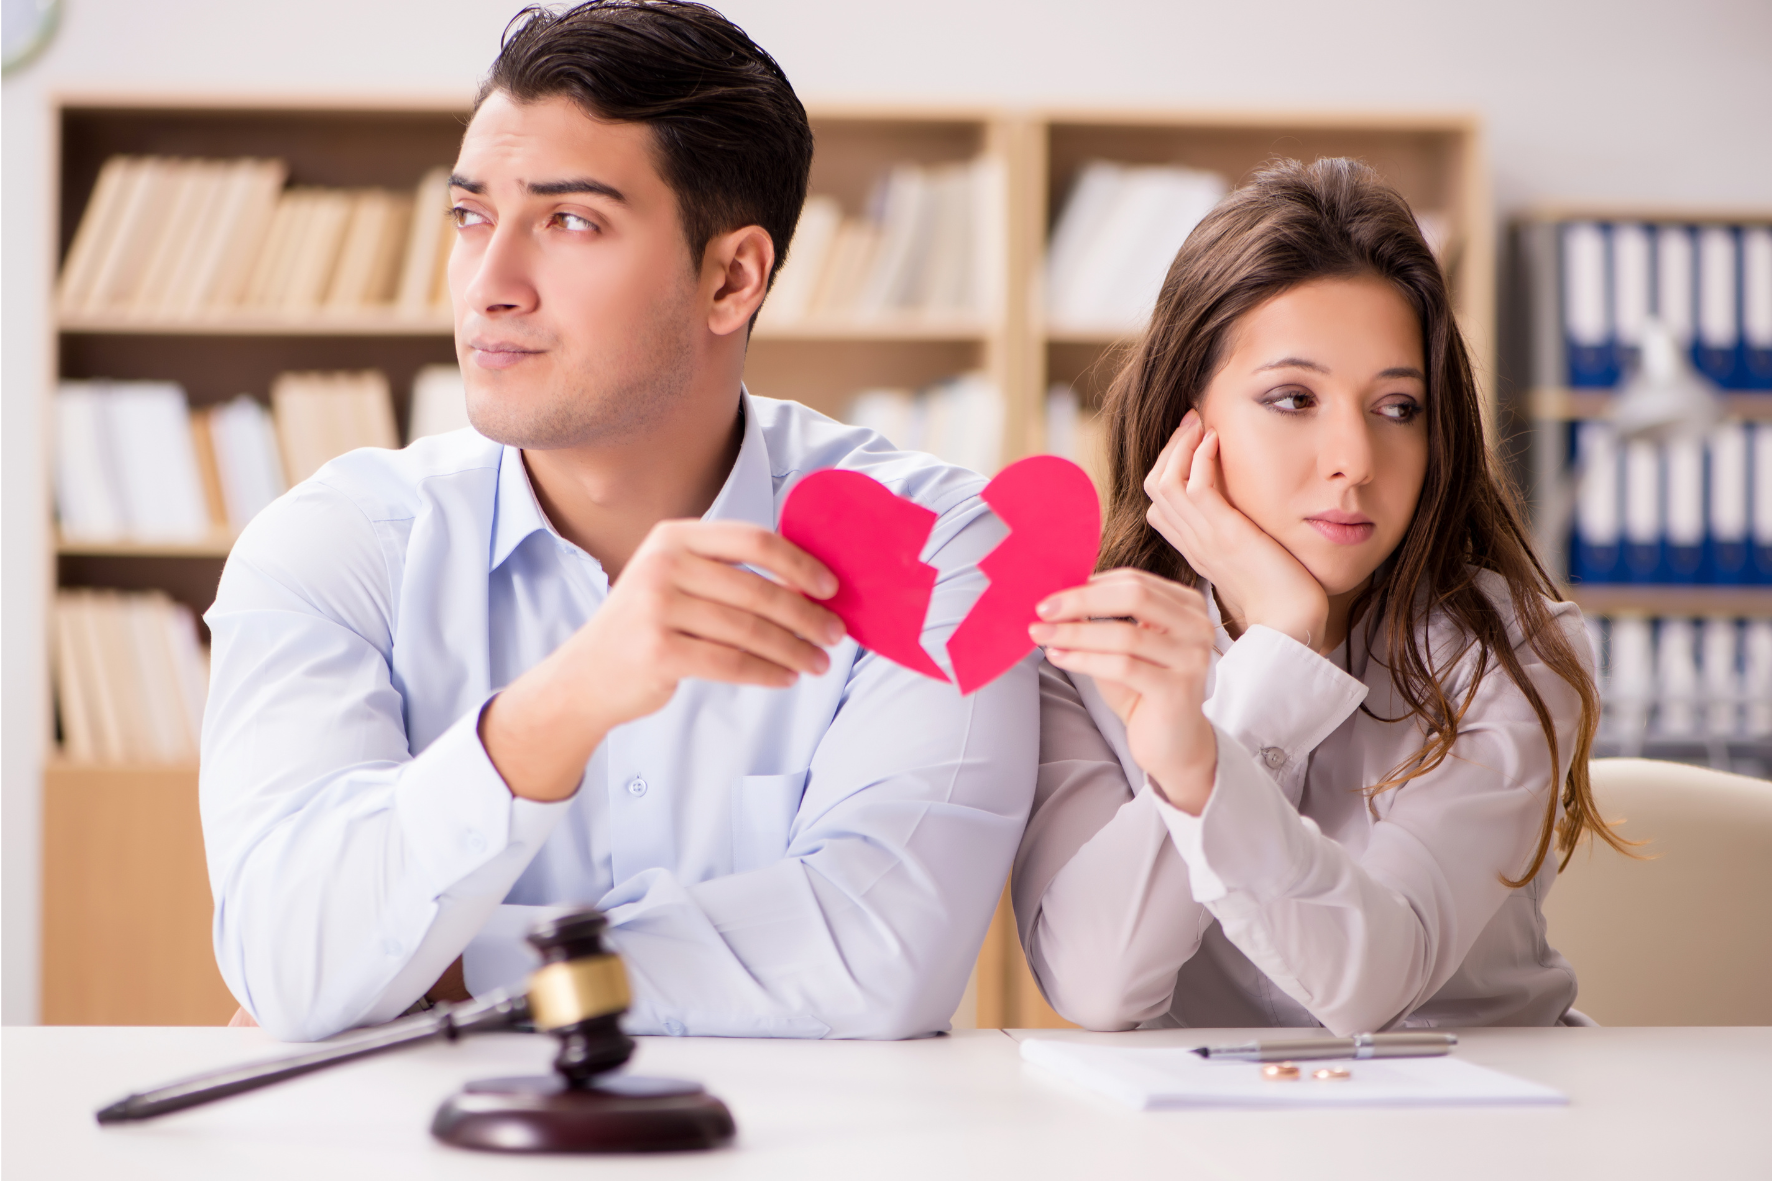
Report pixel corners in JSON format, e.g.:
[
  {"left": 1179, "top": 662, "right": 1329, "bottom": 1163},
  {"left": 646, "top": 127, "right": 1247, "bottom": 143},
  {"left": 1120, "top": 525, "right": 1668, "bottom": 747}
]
[{"left": 95, "top": 990, "right": 531, "bottom": 1124}]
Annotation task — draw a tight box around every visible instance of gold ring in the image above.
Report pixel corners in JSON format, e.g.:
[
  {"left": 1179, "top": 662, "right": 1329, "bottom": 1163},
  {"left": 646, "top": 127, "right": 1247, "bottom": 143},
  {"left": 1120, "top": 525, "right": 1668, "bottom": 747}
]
[
  {"left": 1312, "top": 1067, "right": 1351, "bottom": 1081},
  {"left": 1261, "top": 1062, "right": 1301, "bottom": 1081}
]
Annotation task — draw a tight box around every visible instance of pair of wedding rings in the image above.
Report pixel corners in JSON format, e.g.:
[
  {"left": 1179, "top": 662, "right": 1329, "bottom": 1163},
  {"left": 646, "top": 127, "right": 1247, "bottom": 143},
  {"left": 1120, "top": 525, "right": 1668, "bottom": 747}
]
[{"left": 1260, "top": 1062, "right": 1350, "bottom": 1081}]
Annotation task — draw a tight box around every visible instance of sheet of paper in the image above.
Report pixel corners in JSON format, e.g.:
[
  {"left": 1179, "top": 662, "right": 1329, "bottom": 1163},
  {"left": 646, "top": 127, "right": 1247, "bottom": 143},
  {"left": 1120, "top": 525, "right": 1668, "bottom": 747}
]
[{"left": 1020, "top": 1038, "right": 1568, "bottom": 1110}]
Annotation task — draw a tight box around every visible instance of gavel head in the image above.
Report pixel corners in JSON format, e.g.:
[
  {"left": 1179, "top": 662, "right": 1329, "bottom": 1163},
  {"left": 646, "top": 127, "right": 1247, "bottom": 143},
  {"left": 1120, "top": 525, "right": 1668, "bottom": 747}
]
[{"left": 524, "top": 909, "right": 636, "bottom": 1087}]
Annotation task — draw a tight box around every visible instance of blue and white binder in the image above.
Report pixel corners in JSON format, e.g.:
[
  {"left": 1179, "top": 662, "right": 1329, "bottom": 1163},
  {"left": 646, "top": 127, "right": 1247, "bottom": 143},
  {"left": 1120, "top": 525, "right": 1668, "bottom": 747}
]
[
  {"left": 1656, "top": 225, "right": 1697, "bottom": 354},
  {"left": 1563, "top": 223, "right": 1616, "bottom": 388},
  {"left": 1664, "top": 436, "right": 1704, "bottom": 582},
  {"left": 1622, "top": 437, "right": 1663, "bottom": 582},
  {"left": 1572, "top": 421, "right": 1622, "bottom": 582},
  {"left": 1743, "top": 227, "right": 1772, "bottom": 390},
  {"left": 1696, "top": 226, "right": 1743, "bottom": 389},
  {"left": 1755, "top": 423, "right": 1772, "bottom": 582},
  {"left": 1611, "top": 223, "right": 1653, "bottom": 376},
  {"left": 1708, "top": 422, "right": 1751, "bottom": 583}
]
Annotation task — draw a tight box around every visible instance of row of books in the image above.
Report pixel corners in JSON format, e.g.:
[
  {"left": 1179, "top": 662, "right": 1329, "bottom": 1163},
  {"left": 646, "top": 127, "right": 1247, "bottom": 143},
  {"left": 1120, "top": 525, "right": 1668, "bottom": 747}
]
[
  {"left": 1590, "top": 614, "right": 1772, "bottom": 741},
  {"left": 1560, "top": 220, "right": 1772, "bottom": 390},
  {"left": 844, "top": 373, "right": 1004, "bottom": 476},
  {"left": 760, "top": 157, "right": 1006, "bottom": 325},
  {"left": 57, "top": 155, "right": 455, "bottom": 322},
  {"left": 1043, "top": 383, "right": 1109, "bottom": 491},
  {"left": 54, "top": 366, "right": 468, "bottom": 544},
  {"left": 1571, "top": 420, "right": 1772, "bottom": 584},
  {"left": 1043, "top": 162, "right": 1227, "bottom": 333},
  {"left": 53, "top": 589, "right": 209, "bottom": 764}
]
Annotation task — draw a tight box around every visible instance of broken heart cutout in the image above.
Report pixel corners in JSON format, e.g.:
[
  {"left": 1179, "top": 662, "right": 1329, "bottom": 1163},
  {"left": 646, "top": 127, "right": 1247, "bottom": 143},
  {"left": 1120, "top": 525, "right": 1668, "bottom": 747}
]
[{"left": 779, "top": 455, "right": 1101, "bottom": 695}]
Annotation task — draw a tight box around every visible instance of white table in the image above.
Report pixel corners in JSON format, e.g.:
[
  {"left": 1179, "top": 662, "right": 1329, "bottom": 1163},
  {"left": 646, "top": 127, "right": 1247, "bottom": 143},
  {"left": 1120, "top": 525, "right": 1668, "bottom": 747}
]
[{"left": 3, "top": 1025, "right": 1767, "bottom": 1179}]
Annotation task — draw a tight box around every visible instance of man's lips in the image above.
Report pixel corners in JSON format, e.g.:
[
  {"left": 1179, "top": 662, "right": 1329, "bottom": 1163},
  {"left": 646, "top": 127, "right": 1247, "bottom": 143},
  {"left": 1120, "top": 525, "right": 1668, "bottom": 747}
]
[
  {"left": 1305, "top": 512, "right": 1375, "bottom": 545},
  {"left": 468, "top": 342, "right": 543, "bottom": 371}
]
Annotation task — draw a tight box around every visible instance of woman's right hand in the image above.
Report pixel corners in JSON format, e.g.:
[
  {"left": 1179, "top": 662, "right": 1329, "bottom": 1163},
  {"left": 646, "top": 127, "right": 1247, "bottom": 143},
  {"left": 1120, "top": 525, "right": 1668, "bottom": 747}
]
[{"left": 1144, "top": 410, "right": 1329, "bottom": 652}]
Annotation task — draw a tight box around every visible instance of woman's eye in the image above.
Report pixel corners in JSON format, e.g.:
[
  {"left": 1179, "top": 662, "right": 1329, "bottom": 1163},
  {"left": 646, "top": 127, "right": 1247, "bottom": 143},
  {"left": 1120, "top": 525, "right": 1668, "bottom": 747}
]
[
  {"left": 1377, "top": 399, "right": 1422, "bottom": 423},
  {"left": 1264, "top": 388, "right": 1315, "bottom": 412},
  {"left": 553, "top": 212, "right": 595, "bottom": 232},
  {"left": 450, "top": 206, "right": 489, "bottom": 229}
]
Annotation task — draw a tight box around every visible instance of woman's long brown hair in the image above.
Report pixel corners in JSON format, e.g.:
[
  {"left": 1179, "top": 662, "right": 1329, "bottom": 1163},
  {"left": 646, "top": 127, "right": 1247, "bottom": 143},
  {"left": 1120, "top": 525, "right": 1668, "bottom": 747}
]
[{"left": 1097, "top": 157, "right": 1628, "bottom": 885}]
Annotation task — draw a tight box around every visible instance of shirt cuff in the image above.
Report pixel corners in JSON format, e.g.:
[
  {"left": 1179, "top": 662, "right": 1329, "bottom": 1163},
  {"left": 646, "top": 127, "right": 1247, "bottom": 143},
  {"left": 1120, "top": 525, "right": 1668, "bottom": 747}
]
[
  {"left": 1204, "top": 625, "right": 1368, "bottom": 781},
  {"left": 1153, "top": 723, "right": 1321, "bottom": 904},
  {"left": 394, "top": 694, "right": 573, "bottom": 899}
]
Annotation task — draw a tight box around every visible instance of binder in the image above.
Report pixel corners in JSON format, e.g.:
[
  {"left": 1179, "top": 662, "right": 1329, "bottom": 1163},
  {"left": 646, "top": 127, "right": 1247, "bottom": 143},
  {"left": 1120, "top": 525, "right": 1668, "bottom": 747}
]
[
  {"left": 1707, "top": 422, "right": 1751, "bottom": 583},
  {"left": 1746, "top": 621, "right": 1772, "bottom": 736},
  {"left": 1655, "top": 225, "right": 1696, "bottom": 348},
  {"left": 1571, "top": 421, "right": 1622, "bottom": 582},
  {"left": 1754, "top": 423, "right": 1772, "bottom": 582},
  {"left": 1744, "top": 227, "right": 1772, "bottom": 389},
  {"left": 1663, "top": 435, "right": 1704, "bottom": 582},
  {"left": 1695, "top": 225, "right": 1742, "bottom": 388},
  {"left": 1700, "top": 617, "right": 1741, "bottom": 738},
  {"left": 1622, "top": 438, "right": 1662, "bottom": 582},
  {"left": 1609, "top": 616, "right": 1653, "bottom": 739},
  {"left": 1655, "top": 618, "right": 1699, "bottom": 737},
  {"left": 1611, "top": 222, "right": 1652, "bottom": 375},
  {"left": 1562, "top": 222, "right": 1615, "bottom": 387}
]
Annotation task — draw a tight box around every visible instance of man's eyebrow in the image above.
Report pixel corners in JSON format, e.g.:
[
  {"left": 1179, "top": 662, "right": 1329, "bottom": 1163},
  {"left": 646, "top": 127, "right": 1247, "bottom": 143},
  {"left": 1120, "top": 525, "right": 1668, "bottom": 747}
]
[
  {"left": 444, "top": 175, "right": 628, "bottom": 203},
  {"left": 1255, "top": 357, "right": 1329, "bottom": 375},
  {"left": 526, "top": 177, "right": 626, "bottom": 202}
]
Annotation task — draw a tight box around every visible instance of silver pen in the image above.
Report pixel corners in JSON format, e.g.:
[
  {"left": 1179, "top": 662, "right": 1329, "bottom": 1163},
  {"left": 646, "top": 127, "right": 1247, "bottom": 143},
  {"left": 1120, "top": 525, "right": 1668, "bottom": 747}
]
[{"left": 1190, "top": 1032, "right": 1457, "bottom": 1062}]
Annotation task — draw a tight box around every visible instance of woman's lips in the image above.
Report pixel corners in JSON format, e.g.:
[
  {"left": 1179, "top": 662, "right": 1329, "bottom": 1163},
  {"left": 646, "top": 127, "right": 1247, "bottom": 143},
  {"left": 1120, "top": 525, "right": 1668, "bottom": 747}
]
[
  {"left": 1305, "top": 517, "right": 1376, "bottom": 545},
  {"left": 470, "top": 344, "right": 541, "bottom": 371}
]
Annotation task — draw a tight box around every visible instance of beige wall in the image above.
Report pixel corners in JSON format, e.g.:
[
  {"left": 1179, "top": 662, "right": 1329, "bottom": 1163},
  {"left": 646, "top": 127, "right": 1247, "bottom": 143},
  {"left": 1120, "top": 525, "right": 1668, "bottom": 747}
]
[{"left": 5, "top": 0, "right": 1770, "bottom": 1024}]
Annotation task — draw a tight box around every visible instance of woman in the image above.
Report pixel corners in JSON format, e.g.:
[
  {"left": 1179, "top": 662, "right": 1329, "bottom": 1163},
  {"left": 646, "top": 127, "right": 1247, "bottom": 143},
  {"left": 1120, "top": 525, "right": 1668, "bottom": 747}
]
[{"left": 1016, "top": 158, "right": 1626, "bottom": 1035}]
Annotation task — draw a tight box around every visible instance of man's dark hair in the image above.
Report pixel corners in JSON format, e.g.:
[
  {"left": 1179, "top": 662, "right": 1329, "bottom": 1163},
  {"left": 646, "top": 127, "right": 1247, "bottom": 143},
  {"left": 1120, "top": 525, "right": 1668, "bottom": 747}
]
[{"left": 479, "top": 1, "right": 813, "bottom": 287}]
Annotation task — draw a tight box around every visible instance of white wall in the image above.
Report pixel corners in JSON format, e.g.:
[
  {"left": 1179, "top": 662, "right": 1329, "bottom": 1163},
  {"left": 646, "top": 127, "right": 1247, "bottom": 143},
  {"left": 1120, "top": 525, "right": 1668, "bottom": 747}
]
[{"left": 5, "top": 0, "right": 1769, "bottom": 1024}]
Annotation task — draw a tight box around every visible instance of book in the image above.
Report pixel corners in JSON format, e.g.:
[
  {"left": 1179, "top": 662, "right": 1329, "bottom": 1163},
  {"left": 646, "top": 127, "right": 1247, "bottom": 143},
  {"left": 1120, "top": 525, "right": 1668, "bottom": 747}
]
[
  {"left": 53, "top": 381, "right": 209, "bottom": 544},
  {"left": 1019, "top": 1039, "right": 1566, "bottom": 1110},
  {"left": 1045, "top": 162, "right": 1226, "bottom": 333},
  {"left": 843, "top": 371, "right": 1005, "bottom": 474},
  {"left": 1745, "top": 227, "right": 1772, "bottom": 388},
  {"left": 52, "top": 589, "right": 208, "bottom": 764},
  {"left": 395, "top": 167, "right": 455, "bottom": 316},
  {"left": 56, "top": 155, "right": 139, "bottom": 313},
  {"left": 280, "top": 189, "right": 355, "bottom": 311},
  {"left": 407, "top": 364, "right": 472, "bottom": 442},
  {"left": 759, "top": 194, "right": 842, "bottom": 324},
  {"left": 324, "top": 190, "right": 414, "bottom": 309},
  {"left": 271, "top": 370, "right": 399, "bottom": 484},
  {"left": 205, "top": 395, "right": 288, "bottom": 532}
]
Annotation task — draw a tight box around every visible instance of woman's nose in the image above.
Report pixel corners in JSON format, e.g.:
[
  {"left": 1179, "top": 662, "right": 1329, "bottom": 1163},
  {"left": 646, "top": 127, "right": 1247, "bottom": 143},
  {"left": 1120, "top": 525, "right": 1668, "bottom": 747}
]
[{"left": 1318, "top": 402, "right": 1374, "bottom": 485}]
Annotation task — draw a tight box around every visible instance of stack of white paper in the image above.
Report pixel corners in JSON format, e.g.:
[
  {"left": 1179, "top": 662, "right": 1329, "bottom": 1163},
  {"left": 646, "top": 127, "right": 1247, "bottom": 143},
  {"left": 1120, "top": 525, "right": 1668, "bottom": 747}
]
[{"left": 1020, "top": 1039, "right": 1567, "bottom": 1110}]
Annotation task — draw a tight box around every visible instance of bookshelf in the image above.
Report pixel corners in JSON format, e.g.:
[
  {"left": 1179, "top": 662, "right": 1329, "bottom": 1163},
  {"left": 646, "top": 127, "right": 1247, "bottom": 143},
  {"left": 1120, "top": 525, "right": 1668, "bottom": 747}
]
[
  {"left": 1514, "top": 207, "right": 1772, "bottom": 774},
  {"left": 42, "top": 98, "right": 1492, "bottom": 1030}
]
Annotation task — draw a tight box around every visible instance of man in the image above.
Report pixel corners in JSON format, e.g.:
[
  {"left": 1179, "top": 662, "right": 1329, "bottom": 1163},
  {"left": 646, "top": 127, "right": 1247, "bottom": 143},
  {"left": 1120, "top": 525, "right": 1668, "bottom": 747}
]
[{"left": 201, "top": 0, "right": 1035, "bottom": 1042}]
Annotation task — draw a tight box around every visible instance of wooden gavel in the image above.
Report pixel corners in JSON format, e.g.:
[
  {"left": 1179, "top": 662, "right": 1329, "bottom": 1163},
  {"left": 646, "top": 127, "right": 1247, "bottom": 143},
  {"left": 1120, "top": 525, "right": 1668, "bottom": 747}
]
[{"left": 96, "top": 908, "right": 734, "bottom": 1153}]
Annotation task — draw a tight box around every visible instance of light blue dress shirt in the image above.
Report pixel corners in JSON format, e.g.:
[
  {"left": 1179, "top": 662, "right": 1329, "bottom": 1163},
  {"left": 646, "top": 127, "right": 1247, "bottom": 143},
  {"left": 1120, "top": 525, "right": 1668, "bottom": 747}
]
[{"left": 200, "top": 393, "right": 1038, "bottom": 1042}]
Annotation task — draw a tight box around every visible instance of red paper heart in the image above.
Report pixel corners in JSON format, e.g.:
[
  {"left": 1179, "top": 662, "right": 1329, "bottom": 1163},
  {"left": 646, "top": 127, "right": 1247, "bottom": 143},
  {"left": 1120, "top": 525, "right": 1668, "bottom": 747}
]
[
  {"left": 779, "top": 456, "right": 1100, "bottom": 694},
  {"left": 947, "top": 455, "right": 1101, "bottom": 694},
  {"left": 778, "top": 469, "right": 948, "bottom": 681}
]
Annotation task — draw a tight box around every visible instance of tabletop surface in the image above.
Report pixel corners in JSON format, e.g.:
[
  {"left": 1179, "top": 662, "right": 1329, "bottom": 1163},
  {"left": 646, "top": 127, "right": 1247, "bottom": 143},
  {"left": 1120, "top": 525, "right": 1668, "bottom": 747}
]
[{"left": 4, "top": 1024, "right": 1768, "bottom": 1180}]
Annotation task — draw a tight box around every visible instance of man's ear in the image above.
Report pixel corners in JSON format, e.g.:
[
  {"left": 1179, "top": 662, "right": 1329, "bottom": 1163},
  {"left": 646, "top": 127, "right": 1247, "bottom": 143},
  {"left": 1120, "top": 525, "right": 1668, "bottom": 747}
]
[{"left": 702, "top": 225, "right": 775, "bottom": 337}]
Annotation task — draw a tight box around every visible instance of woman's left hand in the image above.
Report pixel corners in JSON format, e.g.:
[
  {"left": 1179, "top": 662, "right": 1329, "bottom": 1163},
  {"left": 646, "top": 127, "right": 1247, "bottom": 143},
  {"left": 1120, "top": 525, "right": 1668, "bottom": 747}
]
[{"left": 1031, "top": 569, "right": 1218, "bottom": 814}]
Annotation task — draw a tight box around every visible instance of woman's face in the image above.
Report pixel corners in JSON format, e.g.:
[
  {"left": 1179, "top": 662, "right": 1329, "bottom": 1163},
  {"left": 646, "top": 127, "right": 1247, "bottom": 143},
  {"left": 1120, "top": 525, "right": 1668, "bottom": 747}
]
[{"left": 1196, "top": 274, "right": 1429, "bottom": 598}]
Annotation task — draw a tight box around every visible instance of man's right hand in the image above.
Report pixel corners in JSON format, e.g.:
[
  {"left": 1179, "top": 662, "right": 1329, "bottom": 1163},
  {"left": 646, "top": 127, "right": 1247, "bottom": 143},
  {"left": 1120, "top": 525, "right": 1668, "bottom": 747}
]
[{"left": 479, "top": 519, "right": 844, "bottom": 802}]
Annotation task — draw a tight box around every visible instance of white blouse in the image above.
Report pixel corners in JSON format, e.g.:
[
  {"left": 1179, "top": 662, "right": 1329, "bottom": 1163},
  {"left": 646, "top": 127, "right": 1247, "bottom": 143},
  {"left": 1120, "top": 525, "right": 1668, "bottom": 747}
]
[{"left": 1014, "top": 570, "right": 1592, "bottom": 1035}]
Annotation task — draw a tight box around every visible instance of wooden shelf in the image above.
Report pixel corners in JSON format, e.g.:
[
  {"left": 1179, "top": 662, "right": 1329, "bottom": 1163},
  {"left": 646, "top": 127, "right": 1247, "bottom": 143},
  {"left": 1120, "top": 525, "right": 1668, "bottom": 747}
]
[
  {"left": 1529, "top": 387, "right": 1772, "bottom": 421},
  {"left": 58, "top": 311, "right": 454, "bottom": 337},
  {"left": 56, "top": 534, "right": 234, "bottom": 558},
  {"left": 1043, "top": 326, "right": 1137, "bottom": 346},
  {"left": 1568, "top": 585, "right": 1772, "bottom": 617}
]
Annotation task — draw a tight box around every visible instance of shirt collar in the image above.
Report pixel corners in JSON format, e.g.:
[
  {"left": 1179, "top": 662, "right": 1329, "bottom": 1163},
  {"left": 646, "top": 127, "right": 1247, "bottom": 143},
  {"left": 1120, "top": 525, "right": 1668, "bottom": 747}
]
[{"left": 489, "top": 388, "right": 775, "bottom": 573}]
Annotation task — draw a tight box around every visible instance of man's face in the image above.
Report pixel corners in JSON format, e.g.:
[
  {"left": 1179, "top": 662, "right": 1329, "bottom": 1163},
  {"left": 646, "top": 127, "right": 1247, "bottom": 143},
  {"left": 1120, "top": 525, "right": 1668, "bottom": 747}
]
[{"left": 447, "top": 91, "right": 701, "bottom": 449}]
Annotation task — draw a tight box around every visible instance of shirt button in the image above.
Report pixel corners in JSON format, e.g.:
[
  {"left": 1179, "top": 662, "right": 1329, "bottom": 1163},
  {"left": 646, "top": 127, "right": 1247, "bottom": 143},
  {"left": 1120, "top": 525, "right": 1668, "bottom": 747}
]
[
  {"left": 465, "top": 832, "right": 486, "bottom": 855},
  {"left": 664, "top": 1019, "right": 686, "bottom": 1036},
  {"left": 627, "top": 777, "right": 648, "bottom": 798},
  {"left": 1260, "top": 747, "right": 1286, "bottom": 769},
  {"left": 382, "top": 939, "right": 402, "bottom": 957}
]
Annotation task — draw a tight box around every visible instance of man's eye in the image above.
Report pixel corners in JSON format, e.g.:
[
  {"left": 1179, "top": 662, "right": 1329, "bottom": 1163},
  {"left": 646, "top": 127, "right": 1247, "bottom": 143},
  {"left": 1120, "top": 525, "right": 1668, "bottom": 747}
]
[{"left": 450, "top": 206, "right": 490, "bottom": 229}]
